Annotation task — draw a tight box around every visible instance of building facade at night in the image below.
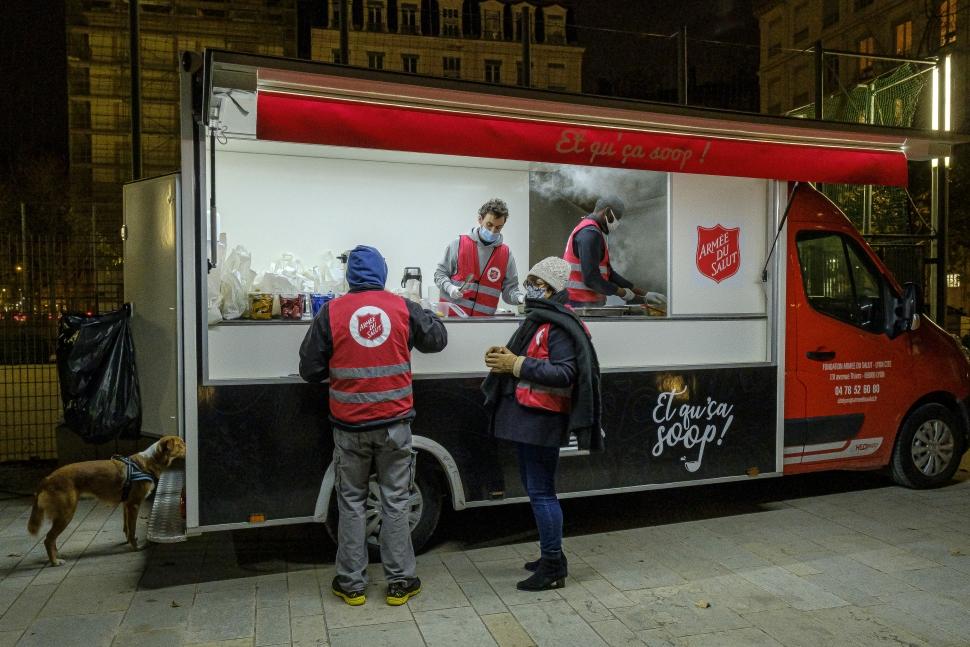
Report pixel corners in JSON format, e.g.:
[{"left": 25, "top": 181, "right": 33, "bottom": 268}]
[
  {"left": 311, "top": 0, "right": 584, "bottom": 92},
  {"left": 756, "top": 0, "right": 965, "bottom": 130},
  {"left": 65, "top": 0, "right": 298, "bottom": 226}
]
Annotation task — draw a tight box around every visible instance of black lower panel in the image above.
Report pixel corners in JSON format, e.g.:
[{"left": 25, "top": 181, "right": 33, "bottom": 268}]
[{"left": 196, "top": 367, "right": 777, "bottom": 525}]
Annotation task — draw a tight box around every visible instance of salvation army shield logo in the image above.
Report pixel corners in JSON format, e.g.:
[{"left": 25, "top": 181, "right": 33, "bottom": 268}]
[
  {"left": 486, "top": 267, "right": 501, "bottom": 283},
  {"left": 350, "top": 306, "right": 391, "bottom": 347},
  {"left": 696, "top": 224, "right": 741, "bottom": 283}
]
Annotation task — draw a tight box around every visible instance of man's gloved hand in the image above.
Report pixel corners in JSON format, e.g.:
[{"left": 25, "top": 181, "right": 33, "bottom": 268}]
[
  {"left": 445, "top": 283, "right": 464, "bottom": 299},
  {"left": 618, "top": 287, "right": 635, "bottom": 302},
  {"left": 644, "top": 292, "right": 667, "bottom": 306},
  {"left": 517, "top": 293, "right": 526, "bottom": 305},
  {"left": 485, "top": 346, "right": 522, "bottom": 375}
]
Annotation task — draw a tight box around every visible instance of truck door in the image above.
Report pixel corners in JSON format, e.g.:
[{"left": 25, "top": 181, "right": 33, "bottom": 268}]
[{"left": 786, "top": 228, "right": 904, "bottom": 469}]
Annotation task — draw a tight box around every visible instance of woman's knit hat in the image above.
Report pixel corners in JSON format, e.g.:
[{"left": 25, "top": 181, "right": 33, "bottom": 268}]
[{"left": 527, "top": 256, "right": 571, "bottom": 293}]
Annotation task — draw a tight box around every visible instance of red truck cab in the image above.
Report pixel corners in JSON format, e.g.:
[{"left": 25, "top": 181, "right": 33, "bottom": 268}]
[{"left": 784, "top": 184, "right": 970, "bottom": 487}]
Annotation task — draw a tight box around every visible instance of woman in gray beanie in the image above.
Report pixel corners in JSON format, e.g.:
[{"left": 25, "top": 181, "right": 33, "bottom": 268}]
[{"left": 481, "top": 256, "right": 603, "bottom": 591}]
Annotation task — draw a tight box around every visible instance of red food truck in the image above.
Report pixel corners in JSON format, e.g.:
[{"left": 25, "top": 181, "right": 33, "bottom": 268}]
[{"left": 125, "top": 51, "right": 969, "bottom": 551}]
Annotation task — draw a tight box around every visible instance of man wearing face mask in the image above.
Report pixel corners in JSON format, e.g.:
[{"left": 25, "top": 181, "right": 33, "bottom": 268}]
[
  {"left": 434, "top": 198, "right": 525, "bottom": 317},
  {"left": 562, "top": 195, "right": 665, "bottom": 309}
]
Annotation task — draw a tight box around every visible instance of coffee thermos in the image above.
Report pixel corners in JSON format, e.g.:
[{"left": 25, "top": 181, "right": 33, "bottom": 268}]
[{"left": 401, "top": 267, "right": 422, "bottom": 302}]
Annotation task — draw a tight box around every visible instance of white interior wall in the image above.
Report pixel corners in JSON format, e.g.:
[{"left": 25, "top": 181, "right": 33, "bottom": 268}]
[
  {"left": 214, "top": 142, "right": 531, "bottom": 303},
  {"left": 670, "top": 174, "right": 769, "bottom": 315}
]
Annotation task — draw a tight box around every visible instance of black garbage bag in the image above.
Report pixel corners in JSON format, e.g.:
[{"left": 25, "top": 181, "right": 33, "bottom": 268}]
[{"left": 56, "top": 304, "right": 141, "bottom": 443}]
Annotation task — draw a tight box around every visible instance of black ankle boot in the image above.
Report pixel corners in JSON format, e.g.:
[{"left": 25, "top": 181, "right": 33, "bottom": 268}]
[
  {"left": 516, "top": 556, "right": 567, "bottom": 591},
  {"left": 524, "top": 552, "right": 567, "bottom": 573}
]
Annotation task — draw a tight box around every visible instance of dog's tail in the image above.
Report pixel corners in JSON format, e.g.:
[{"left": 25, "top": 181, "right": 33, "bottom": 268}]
[{"left": 27, "top": 488, "right": 47, "bottom": 536}]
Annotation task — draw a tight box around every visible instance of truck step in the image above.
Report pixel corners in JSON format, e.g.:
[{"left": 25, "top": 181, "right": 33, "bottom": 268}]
[{"left": 147, "top": 466, "right": 186, "bottom": 543}]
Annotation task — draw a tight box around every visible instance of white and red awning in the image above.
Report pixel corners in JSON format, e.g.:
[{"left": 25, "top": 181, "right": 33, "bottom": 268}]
[{"left": 253, "top": 69, "right": 919, "bottom": 186}]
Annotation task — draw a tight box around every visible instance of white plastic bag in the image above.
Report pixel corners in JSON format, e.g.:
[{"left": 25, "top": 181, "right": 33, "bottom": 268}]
[
  {"left": 206, "top": 233, "right": 227, "bottom": 325},
  {"left": 220, "top": 245, "right": 256, "bottom": 320}
]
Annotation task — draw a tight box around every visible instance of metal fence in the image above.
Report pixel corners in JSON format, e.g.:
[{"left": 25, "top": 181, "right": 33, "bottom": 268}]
[{"left": 0, "top": 231, "right": 123, "bottom": 462}]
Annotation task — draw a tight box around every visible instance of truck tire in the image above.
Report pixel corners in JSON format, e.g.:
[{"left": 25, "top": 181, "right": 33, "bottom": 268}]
[
  {"left": 890, "top": 403, "right": 964, "bottom": 488},
  {"left": 324, "top": 454, "right": 443, "bottom": 561}
]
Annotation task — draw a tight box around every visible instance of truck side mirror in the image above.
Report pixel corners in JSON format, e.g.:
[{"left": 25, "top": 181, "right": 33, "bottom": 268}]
[{"left": 889, "top": 282, "right": 921, "bottom": 339}]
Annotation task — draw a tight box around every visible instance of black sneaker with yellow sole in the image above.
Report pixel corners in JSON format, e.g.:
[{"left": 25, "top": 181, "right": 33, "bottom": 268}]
[
  {"left": 385, "top": 577, "right": 421, "bottom": 606},
  {"left": 331, "top": 576, "right": 366, "bottom": 606}
]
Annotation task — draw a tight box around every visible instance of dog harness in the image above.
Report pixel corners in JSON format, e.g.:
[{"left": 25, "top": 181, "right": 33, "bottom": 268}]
[{"left": 112, "top": 455, "right": 157, "bottom": 502}]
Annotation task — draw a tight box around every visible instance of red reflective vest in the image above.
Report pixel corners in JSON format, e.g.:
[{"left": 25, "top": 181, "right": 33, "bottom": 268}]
[
  {"left": 441, "top": 235, "right": 510, "bottom": 317},
  {"left": 562, "top": 218, "right": 611, "bottom": 305},
  {"left": 328, "top": 290, "right": 413, "bottom": 426},
  {"left": 515, "top": 323, "right": 572, "bottom": 414}
]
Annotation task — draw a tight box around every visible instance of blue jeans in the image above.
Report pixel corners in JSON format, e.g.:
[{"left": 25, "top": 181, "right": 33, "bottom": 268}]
[{"left": 516, "top": 442, "right": 562, "bottom": 558}]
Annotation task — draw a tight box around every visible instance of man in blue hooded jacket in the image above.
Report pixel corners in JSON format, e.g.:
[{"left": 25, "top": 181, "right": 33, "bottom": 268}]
[{"left": 299, "top": 245, "right": 447, "bottom": 606}]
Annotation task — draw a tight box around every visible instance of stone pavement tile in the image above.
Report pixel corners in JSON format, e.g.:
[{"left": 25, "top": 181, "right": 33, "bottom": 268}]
[
  {"left": 195, "top": 582, "right": 256, "bottom": 607},
  {"left": 779, "top": 562, "right": 822, "bottom": 577},
  {"left": 588, "top": 618, "right": 647, "bottom": 646},
  {"left": 615, "top": 586, "right": 750, "bottom": 639},
  {"left": 809, "top": 532, "right": 894, "bottom": 555},
  {"left": 39, "top": 572, "right": 138, "bottom": 616},
  {"left": 583, "top": 553, "right": 686, "bottom": 592},
  {"left": 287, "top": 570, "right": 321, "bottom": 597},
  {"left": 801, "top": 556, "right": 914, "bottom": 598},
  {"left": 111, "top": 627, "right": 188, "bottom": 647},
  {"left": 415, "top": 606, "right": 497, "bottom": 647},
  {"left": 289, "top": 594, "right": 324, "bottom": 617},
  {"left": 441, "top": 552, "right": 485, "bottom": 583},
  {"left": 474, "top": 559, "right": 563, "bottom": 607},
  {"left": 481, "top": 612, "right": 535, "bottom": 647},
  {"left": 740, "top": 536, "right": 831, "bottom": 568},
  {"left": 685, "top": 574, "right": 789, "bottom": 615},
  {"left": 0, "top": 577, "right": 31, "bottom": 616},
  {"left": 139, "top": 565, "right": 202, "bottom": 589},
  {"left": 635, "top": 628, "right": 684, "bottom": 647},
  {"left": 681, "top": 627, "right": 782, "bottom": 647},
  {"left": 255, "top": 577, "right": 288, "bottom": 608},
  {"left": 319, "top": 582, "right": 412, "bottom": 629},
  {"left": 848, "top": 547, "right": 940, "bottom": 574},
  {"left": 407, "top": 563, "right": 470, "bottom": 613},
  {"left": 653, "top": 547, "right": 732, "bottom": 582},
  {"left": 890, "top": 564, "right": 970, "bottom": 595},
  {"left": 810, "top": 605, "right": 932, "bottom": 647},
  {"left": 27, "top": 563, "right": 72, "bottom": 586},
  {"left": 735, "top": 566, "right": 848, "bottom": 611},
  {"left": 796, "top": 573, "right": 881, "bottom": 608},
  {"left": 254, "top": 604, "right": 290, "bottom": 646},
  {"left": 69, "top": 549, "right": 149, "bottom": 576},
  {"left": 897, "top": 538, "right": 970, "bottom": 575},
  {"left": 558, "top": 584, "right": 614, "bottom": 624},
  {"left": 743, "top": 607, "right": 862, "bottom": 647},
  {"left": 510, "top": 600, "right": 608, "bottom": 647},
  {"left": 573, "top": 577, "right": 637, "bottom": 609},
  {"left": 183, "top": 639, "right": 255, "bottom": 647},
  {"left": 466, "top": 546, "right": 523, "bottom": 563},
  {"left": 857, "top": 602, "right": 967, "bottom": 647},
  {"left": 459, "top": 578, "right": 508, "bottom": 616},
  {"left": 185, "top": 601, "right": 256, "bottom": 643},
  {"left": 0, "top": 583, "right": 56, "bottom": 631},
  {"left": 876, "top": 590, "right": 970, "bottom": 637},
  {"left": 120, "top": 585, "right": 195, "bottom": 631},
  {"left": 289, "top": 613, "right": 327, "bottom": 644},
  {"left": 0, "top": 630, "right": 20, "bottom": 647},
  {"left": 17, "top": 610, "right": 123, "bottom": 647},
  {"left": 328, "top": 620, "right": 425, "bottom": 647}
]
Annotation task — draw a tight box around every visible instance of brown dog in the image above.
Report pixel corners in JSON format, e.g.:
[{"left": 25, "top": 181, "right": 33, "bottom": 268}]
[{"left": 27, "top": 436, "right": 186, "bottom": 565}]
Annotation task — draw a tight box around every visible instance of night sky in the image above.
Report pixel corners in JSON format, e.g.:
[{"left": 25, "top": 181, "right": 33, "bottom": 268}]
[{"left": 0, "top": 0, "right": 759, "bottom": 174}]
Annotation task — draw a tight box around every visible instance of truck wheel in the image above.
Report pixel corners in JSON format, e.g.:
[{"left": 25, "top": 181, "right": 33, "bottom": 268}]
[
  {"left": 890, "top": 403, "right": 964, "bottom": 488},
  {"left": 324, "top": 455, "right": 443, "bottom": 561}
]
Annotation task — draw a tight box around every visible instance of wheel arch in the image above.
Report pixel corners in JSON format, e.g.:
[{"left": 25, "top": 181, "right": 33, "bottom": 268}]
[
  {"left": 894, "top": 391, "right": 967, "bottom": 450},
  {"left": 312, "top": 434, "right": 467, "bottom": 523}
]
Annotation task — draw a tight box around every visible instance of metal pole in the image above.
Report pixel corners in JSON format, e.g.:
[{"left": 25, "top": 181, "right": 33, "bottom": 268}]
[
  {"left": 520, "top": 8, "right": 531, "bottom": 87},
  {"left": 814, "top": 40, "right": 823, "bottom": 120},
  {"left": 677, "top": 26, "right": 688, "bottom": 105},
  {"left": 339, "top": 0, "right": 349, "bottom": 64},
  {"left": 129, "top": 0, "right": 142, "bottom": 180},
  {"left": 935, "top": 66, "right": 947, "bottom": 325},
  {"left": 92, "top": 204, "right": 99, "bottom": 314},
  {"left": 20, "top": 203, "right": 27, "bottom": 308}
]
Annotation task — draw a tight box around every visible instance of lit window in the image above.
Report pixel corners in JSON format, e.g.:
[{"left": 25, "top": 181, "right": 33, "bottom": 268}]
[
  {"left": 948, "top": 273, "right": 961, "bottom": 287},
  {"left": 939, "top": 0, "right": 957, "bottom": 45},
  {"left": 857, "top": 36, "right": 875, "bottom": 76},
  {"left": 894, "top": 20, "right": 913, "bottom": 55}
]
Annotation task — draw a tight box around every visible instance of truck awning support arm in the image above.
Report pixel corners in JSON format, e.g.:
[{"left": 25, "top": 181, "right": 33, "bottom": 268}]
[{"left": 762, "top": 182, "right": 800, "bottom": 284}]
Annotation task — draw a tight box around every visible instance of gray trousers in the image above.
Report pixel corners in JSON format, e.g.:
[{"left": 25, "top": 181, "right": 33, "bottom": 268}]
[{"left": 332, "top": 422, "right": 417, "bottom": 591}]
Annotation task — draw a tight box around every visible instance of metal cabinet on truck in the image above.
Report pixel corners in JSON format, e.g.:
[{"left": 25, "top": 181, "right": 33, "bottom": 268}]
[{"left": 130, "top": 50, "right": 969, "bottom": 548}]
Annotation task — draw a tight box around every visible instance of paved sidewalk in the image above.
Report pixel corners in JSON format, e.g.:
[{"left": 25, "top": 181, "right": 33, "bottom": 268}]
[{"left": 1, "top": 470, "right": 969, "bottom": 647}]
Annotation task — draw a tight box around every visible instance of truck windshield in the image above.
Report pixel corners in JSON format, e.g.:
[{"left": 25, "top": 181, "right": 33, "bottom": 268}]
[{"left": 796, "top": 231, "right": 886, "bottom": 333}]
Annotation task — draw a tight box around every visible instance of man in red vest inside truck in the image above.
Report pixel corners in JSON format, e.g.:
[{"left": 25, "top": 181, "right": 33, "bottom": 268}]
[
  {"left": 434, "top": 198, "right": 525, "bottom": 316},
  {"left": 299, "top": 245, "right": 447, "bottom": 607},
  {"left": 562, "top": 195, "right": 666, "bottom": 309}
]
